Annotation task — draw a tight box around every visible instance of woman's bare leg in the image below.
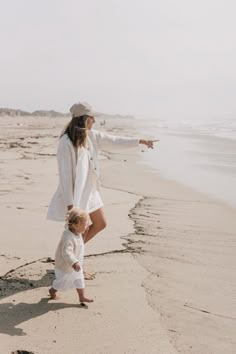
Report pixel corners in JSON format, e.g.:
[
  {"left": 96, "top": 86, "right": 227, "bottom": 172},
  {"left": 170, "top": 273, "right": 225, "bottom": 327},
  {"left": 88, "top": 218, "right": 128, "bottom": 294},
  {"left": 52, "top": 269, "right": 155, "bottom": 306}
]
[
  {"left": 82, "top": 208, "right": 107, "bottom": 279},
  {"left": 83, "top": 207, "right": 107, "bottom": 244}
]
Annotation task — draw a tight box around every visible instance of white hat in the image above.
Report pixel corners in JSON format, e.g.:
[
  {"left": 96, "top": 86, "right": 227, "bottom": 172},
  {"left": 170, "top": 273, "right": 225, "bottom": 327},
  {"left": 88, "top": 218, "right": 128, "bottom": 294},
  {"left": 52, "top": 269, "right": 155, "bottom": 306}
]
[{"left": 70, "top": 102, "right": 97, "bottom": 117}]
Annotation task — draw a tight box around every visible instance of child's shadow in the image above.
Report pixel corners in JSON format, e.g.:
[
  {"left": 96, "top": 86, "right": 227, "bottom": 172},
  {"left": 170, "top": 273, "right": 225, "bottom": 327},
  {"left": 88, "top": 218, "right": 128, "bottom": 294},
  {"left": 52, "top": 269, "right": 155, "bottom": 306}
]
[
  {"left": 0, "top": 269, "right": 87, "bottom": 336},
  {"left": 0, "top": 268, "right": 54, "bottom": 300},
  {"left": 0, "top": 298, "right": 81, "bottom": 336}
]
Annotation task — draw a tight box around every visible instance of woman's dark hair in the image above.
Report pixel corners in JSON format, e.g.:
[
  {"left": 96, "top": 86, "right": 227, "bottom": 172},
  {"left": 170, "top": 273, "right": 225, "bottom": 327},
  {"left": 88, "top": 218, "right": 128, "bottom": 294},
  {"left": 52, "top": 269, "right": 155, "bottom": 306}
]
[{"left": 61, "top": 115, "right": 89, "bottom": 147}]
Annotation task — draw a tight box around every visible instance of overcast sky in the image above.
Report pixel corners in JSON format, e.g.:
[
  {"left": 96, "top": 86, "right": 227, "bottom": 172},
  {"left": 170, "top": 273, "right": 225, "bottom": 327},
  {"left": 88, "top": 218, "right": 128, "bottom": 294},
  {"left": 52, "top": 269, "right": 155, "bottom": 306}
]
[{"left": 0, "top": 0, "right": 235, "bottom": 119}]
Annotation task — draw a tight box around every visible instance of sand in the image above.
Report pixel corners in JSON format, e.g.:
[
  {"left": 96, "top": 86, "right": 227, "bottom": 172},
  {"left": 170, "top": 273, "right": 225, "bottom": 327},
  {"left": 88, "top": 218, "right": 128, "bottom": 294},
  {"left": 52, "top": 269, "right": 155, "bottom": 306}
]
[{"left": 0, "top": 116, "right": 235, "bottom": 354}]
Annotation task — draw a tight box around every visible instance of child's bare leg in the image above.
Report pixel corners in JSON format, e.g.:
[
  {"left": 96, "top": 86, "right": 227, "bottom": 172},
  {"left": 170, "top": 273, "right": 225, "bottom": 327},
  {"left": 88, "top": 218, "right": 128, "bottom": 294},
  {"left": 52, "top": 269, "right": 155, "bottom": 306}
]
[
  {"left": 49, "top": 287, "right": 59, "bottom": 300},
  {"left": 76, "top": 288, "right": 94, "bottom": 303}
]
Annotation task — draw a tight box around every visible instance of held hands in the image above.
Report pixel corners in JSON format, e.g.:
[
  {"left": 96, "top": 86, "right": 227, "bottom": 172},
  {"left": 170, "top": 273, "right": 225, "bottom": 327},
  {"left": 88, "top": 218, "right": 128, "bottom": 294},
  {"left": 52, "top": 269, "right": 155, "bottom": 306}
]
[
  {"left": 139, "top": 139, "right": 159, "bottom": 149},
  {"left": 72, "top": 262, "right": 81, "bottom": 272}
]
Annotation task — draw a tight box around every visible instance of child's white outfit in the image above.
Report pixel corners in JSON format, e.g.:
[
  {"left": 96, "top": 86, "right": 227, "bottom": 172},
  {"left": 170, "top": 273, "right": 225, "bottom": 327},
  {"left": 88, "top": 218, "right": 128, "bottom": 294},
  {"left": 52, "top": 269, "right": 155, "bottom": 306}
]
[{"left": 52, "top": 228, "right": 85, "bottom": 290}]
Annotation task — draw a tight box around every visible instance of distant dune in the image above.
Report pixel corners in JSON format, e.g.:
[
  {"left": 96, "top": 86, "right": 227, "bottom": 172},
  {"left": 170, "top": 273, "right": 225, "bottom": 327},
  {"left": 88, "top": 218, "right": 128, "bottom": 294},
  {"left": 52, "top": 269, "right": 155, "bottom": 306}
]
[
  {"left": 0, "top": 107, "right": 135, "bottom": 119},
  {"left": 0, "top": 108, "right": 69, "bottom": 117}
]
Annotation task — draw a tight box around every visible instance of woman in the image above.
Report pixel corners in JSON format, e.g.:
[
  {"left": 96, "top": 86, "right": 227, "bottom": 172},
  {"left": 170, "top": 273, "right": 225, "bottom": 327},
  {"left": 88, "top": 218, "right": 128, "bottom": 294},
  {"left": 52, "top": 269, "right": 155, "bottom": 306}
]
[{"left": 47, "top": 102, "right": 157, "bottom": 244}]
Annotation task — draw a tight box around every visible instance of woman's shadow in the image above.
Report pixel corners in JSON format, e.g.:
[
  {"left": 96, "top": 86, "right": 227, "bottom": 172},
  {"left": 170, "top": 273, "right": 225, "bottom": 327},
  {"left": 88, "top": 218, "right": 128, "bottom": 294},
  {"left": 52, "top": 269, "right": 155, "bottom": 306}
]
[{"left": 0, "top": 269, "right": 86, "bottom": 336}]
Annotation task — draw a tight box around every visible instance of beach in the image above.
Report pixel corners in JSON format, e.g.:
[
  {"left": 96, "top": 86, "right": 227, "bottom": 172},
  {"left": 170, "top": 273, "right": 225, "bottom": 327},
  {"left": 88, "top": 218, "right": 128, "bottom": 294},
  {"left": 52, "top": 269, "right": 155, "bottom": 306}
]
[{"left": 0, "top": 115, "right": 236, "bottom": 354}]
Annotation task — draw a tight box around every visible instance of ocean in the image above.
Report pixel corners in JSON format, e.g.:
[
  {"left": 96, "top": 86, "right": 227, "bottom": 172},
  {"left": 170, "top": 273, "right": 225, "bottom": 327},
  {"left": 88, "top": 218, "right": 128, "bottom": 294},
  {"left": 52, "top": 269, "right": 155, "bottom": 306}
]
[{"left": 135, "top": 115, "right": 236, "bottom": 208}]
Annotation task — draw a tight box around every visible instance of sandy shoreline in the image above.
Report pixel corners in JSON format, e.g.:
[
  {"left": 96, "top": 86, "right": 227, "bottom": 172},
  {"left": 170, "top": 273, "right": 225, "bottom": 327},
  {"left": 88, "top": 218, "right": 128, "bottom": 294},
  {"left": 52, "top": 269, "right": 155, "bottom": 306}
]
[{"left": 0, "top": 116, "right": 236, "bottom": 353}]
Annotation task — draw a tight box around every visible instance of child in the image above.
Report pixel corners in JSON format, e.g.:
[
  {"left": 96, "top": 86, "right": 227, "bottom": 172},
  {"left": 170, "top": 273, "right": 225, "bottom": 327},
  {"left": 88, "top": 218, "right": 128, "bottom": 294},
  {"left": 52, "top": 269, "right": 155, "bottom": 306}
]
[{"left": 49, "top": 207, "right": 93, "bottom": 304}]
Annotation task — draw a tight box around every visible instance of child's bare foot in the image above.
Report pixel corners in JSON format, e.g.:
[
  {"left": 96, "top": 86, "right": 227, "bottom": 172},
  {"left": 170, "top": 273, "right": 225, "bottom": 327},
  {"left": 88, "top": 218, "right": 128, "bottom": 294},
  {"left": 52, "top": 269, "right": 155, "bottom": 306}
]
[
  {"left": 79, "top": 296, "right": 94, "bottom": 303},
  {"left": 49, "top": 287, "right": 59, "bottom": 300},
  {"left": 77, "top": 288, "right": 93, "bottom": 303}
]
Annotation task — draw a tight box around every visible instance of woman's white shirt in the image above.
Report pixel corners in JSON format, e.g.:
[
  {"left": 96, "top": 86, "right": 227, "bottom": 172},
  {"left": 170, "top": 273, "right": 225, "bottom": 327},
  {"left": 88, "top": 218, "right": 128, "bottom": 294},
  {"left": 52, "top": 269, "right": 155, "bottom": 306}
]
[{"left": 47, "top": 129, "right": 139, "bottom": 221}]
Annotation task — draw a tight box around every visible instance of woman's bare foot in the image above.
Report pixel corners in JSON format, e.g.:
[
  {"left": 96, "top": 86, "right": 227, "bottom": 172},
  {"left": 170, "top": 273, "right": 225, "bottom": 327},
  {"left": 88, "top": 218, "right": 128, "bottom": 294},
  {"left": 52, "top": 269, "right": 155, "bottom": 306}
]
[
  {"left": 84, "top": 271, "right": 95, "bottom": 280},
  {"left": 49, "top": 287, "right": 59, "bottom": 300}
]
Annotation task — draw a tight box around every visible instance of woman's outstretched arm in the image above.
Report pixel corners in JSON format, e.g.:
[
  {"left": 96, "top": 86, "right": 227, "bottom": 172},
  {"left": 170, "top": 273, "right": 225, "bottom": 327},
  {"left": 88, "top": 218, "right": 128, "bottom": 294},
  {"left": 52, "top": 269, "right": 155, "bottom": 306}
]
[{"left": 93, "top": 130, "right": 158, "bottom": 150}]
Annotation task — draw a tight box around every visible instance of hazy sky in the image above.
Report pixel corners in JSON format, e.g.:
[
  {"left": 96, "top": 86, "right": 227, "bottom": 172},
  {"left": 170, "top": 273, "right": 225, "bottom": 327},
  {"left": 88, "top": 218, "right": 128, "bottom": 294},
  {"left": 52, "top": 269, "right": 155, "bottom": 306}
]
[{"left": 0, "top": 0, "right": 235, "bottom": 118}]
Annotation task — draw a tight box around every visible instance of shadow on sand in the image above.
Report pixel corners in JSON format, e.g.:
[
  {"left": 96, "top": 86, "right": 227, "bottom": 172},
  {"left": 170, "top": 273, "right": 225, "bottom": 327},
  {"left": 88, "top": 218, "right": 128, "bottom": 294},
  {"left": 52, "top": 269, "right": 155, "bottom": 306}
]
[
  {"left": 0, "top": 266, "right": 88, "bottom": 337},
  {"left": 0, "top": 297, "right": 82, "bottom": 336}
]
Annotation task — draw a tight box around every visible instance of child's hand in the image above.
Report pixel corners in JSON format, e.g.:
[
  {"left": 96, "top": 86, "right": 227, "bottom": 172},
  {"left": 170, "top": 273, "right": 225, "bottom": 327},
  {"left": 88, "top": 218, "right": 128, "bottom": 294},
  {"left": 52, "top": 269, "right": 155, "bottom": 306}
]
[{"left": 72, "top": 262, "right": 81, "bottom": 272}]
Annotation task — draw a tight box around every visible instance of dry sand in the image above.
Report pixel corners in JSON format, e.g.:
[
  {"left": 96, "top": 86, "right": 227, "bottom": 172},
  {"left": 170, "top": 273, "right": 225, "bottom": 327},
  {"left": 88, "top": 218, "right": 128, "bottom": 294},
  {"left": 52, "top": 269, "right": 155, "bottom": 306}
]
[{"left": 0, "top": 116, "right": 235, "bottom": 354}]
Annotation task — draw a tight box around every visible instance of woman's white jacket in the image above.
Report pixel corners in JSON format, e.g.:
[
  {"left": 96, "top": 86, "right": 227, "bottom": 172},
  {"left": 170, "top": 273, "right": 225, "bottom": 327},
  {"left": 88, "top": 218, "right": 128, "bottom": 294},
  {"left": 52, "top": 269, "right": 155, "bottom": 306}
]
[{"left": 47, "top": 129, "right": 139, "bottom": 221}]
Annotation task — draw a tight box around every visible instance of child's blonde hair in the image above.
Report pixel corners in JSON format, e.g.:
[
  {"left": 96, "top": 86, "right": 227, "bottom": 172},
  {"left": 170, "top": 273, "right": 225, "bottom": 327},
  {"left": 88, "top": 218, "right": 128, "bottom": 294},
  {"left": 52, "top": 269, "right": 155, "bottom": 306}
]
[{"left": 66, "top": 207, "right": 88, "bottom": 226}]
